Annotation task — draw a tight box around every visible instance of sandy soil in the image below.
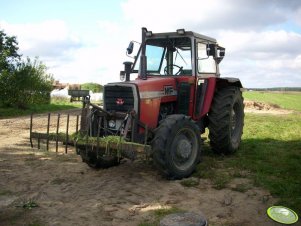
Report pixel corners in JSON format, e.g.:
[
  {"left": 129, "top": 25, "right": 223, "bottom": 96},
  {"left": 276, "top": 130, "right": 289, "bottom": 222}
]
[
  {"left": 0, "top": 107, "right": 283, "bottom": 226},
  {"left": 244, "top": 100, "right": 294, "bottom": 114}
]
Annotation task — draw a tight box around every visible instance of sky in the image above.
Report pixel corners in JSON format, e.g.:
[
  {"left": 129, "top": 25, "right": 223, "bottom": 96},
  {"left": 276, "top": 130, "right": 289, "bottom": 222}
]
[{"left": 1, "top": 0, "right": 301, "bottom": 88}]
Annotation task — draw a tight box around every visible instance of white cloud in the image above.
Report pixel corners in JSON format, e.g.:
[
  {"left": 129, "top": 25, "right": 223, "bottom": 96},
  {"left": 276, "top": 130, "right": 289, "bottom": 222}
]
[
  {"left": 120, "top": 0, "right": 301, "bottom": 87},
  {"left": 294, "top": 7, "right": 301, "bottom": 26},
  {"left": 217, "top": 29, "right": 301, "bottom": 87},
  {"left": 218, "top": 30, "right": 301, "bottom": 60},
  {"left": 47, "top": 20, "right": 133, "bottom": 84},
  {"left": 1, "top": 18, "right": 137, "bottom": 84},
  {"left": 1, "top": 0, "right": 301, "bottom": 87},
  {"left": 121, "top": 0, "right": 299, "bottom": 32},
  {"left": 0, "top": 20, "right": 81, "bottom": 58},
  {"left": 97, "top": 21, "right": 121, "bottom": 35}
]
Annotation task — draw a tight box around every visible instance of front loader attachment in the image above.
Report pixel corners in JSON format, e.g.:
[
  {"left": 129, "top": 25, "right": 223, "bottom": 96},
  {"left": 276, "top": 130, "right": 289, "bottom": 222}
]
[
  {"left": 29, "top": 111, "right": 81, "bottom": 154},
  {"left": 29, "top": 101, "right": 152, "bottom": 168}
]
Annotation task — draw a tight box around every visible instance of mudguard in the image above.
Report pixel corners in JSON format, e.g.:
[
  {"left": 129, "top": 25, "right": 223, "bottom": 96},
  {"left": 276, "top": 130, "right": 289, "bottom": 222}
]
[{"left": 216, "top": 77, "right": 243, "bottom": 89}]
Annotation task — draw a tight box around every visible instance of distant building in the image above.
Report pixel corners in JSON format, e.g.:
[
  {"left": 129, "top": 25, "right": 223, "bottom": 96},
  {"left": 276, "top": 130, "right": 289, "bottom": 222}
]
[{"left": 52, "top": 80, "right": 80, "bottom": 90}]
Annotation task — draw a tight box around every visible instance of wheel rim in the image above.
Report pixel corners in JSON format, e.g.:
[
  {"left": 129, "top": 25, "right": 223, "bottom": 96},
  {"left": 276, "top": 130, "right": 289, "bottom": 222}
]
[{"left": 170, "top": 128, "right": 198, "bottom": 171}]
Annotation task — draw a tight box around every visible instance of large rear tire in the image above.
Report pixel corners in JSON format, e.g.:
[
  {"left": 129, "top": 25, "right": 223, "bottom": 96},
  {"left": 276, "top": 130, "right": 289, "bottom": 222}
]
[
  {"left": 208, "top": 86, "right": 244, "bottom": 154},
  {"left": 152, "top": 115, "right": 201, "bottom": 179}
]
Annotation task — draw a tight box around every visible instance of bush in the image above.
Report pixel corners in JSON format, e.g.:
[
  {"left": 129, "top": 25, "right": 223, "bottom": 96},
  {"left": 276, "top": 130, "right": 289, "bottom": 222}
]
[
  {"left": 0, "top": 30, "right": 53, "bottom": 109},
  {"left": 81, "top": 83, "right": 103, "bottom": 93},
  {"left": 0, "top": 57, "right": 53, "bottom": 109}
]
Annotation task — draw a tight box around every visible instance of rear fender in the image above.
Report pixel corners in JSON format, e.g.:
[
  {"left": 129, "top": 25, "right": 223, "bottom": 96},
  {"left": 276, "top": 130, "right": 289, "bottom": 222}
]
[
  {"left": 198, "top": 77, "right": 243, "bottom": 117},
  {"left": 216, "top": 77, "right": 243, "bottom": 89}
]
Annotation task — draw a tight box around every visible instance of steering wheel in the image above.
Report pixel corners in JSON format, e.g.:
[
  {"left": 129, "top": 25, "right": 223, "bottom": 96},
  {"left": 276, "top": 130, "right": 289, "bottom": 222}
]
[{"left": 164, "top": 64, "right": 183, "bottom": 75}]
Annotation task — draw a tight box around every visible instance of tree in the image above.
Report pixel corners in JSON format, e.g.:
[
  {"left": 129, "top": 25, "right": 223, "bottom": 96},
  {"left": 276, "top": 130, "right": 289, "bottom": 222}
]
[
  {"left": 0, "top": 30, "right": 21, "bottom": 72},
  {"left": 1, "top": 57, "right": 54, "bottom": 108},
  {"left": 81, "top": 83, "right": 103, "bottom": 93},
  {"left": 0, "top": 30, "right": 53, "bottom": 109}
]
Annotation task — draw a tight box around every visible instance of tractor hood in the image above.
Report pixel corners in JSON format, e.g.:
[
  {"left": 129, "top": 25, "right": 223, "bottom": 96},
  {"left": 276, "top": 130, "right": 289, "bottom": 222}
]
[
  {"left": 104, "top": 76, "right": 179, "bottom": 129},
  {"left": 106, "top": 76, "right": 178, "bottom": 100},
  {"left": 132, "top": 76, "right": 177, "bottom": 100}
]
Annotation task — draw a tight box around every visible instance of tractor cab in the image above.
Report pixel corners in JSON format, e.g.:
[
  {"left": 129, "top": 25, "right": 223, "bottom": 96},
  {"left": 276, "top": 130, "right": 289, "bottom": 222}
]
[
  {"left": 123, "top": 28, "right": 225, "bottom": 80},
  {"left": 119, "top": 28, "right": 228, "bottom": 125}
]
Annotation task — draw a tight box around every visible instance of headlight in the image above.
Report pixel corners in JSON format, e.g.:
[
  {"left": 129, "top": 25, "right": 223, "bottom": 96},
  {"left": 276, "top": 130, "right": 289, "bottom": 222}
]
[{"left": 108, "top": 120, "right": 116, "bottom": 128}]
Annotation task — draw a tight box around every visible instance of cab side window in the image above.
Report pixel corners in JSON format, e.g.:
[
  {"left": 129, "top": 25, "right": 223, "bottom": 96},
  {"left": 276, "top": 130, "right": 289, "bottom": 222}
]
[{"left": 197, "top": 43, "right": 216, "bottom": 73}]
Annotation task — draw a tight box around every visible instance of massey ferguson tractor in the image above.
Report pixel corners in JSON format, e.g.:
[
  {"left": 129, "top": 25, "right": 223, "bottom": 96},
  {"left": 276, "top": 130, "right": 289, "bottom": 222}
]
[{"left": 31, "top": 28, "right": 244, "bottom": 179}]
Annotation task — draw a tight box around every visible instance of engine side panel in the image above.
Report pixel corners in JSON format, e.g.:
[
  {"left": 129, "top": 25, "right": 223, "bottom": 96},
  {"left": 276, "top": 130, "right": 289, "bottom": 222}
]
[
  {"left": 139, "top": 98, "right": 161, "bottom": 128},
  {"left": 136, "top": 77, "right": 177, "bottom": 128}
]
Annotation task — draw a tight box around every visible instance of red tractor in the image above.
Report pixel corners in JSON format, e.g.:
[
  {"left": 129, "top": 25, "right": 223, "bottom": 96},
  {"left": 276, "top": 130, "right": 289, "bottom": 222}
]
[{"left": 79, "top": 28, "right": 244, "bottom": 179}]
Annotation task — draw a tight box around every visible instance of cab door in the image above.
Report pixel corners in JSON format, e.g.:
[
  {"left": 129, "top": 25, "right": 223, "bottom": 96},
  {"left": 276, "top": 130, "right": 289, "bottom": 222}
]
[{"left": 194, "top": 42, "right": 217, "bottom": 120}]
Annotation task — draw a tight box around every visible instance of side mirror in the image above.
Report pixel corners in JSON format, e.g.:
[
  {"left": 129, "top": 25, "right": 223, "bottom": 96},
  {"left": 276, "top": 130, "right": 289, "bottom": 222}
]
[
  {"left": 127, "top": 41, "right": 134, "bottom": 55},
  {"left": 216, "top": 46, "right": 225, "bottom": 64},
  {"left": 217, "top": 47, "right": 225, "bottom": 57},
  {"left": 207, "top": 44, "right": 216, "bottom": 57}
]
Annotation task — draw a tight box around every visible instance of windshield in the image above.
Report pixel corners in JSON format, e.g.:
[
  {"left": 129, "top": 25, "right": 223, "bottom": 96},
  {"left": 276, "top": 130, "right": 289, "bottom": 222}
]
[{"left": 134, "top": 37, "right": 192, "bottom": 75}]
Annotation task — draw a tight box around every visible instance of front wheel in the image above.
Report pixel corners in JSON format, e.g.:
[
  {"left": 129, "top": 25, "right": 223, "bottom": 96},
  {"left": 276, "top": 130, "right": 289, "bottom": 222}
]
[
  {"left": 152, "top": 115, "right": 201, "bottom": 179},
  {"left": 208, "top": 86, "right": 244, "bottom": 154},
  {"left": 79, "top": 148, "right": 120, "bottom": 169}
]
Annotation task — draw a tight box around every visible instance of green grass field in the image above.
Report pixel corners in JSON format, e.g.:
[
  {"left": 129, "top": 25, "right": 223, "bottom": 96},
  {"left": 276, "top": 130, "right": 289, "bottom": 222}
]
[
  {"left": 197, "top": 112, "right": 301, "bottom": 214},
  {"left": 244, "top": 91, "right": 301, "bottom": 111},
  {"left": 196, "top": 91, "right": 301, "bottom": 215},
  {"left": 0, "top": 98, "right": 81, "bottom": 118},
  {"left": 240, "top": 113, "right": 300, "bottom": 210},
  {"left": 141, "top": 110, "right": 301, "bottom": 224}
]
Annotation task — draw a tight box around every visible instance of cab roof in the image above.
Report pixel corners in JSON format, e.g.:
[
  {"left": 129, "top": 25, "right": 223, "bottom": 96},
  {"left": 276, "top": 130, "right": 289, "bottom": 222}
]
[{"left": 147, "top": 30, "right": 217, "bottom": 43}]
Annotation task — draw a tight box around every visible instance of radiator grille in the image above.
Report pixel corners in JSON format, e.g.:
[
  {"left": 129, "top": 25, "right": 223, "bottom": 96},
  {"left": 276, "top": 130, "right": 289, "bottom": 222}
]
[{"left": 104, "top": 86, "right": 134, "bottom": 112}]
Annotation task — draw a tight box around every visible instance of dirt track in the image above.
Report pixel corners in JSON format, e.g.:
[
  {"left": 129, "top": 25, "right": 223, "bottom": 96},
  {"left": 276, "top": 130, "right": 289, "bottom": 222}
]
[{"left": 0, "top": 108, "right": 279, "bottom": 226}]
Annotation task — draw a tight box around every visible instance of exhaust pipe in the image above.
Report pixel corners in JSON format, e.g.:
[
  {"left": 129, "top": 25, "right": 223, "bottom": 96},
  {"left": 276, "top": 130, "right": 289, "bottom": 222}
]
[
  {"left": 123, "top": 61, "right": 133, "bottom": 82},
  {"left": 140, "top": 27, "right": 147, "bottom": 80}
]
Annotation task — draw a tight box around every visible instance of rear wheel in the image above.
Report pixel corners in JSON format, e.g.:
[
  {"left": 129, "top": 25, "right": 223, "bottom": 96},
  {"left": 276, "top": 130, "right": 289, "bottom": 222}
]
[
  {"left": 208, "top": 86, "right": 244, "bottom": 154},
  {"left": 152, "top": 115, "right": 201, "bottom": 179}
]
